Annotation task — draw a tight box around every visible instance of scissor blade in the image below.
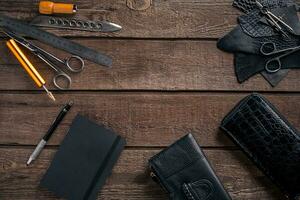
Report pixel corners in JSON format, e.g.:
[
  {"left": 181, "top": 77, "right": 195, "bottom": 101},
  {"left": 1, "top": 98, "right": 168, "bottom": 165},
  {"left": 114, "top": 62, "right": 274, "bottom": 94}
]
[
  {"left": 270, "top": 13, "right": 295, "bottom": 33},
  {"left": 255, "top": 0, "right": 264, "bottom": 10},
  {"left": 1, "top": 28, "right": 41, "bottom": 52}
]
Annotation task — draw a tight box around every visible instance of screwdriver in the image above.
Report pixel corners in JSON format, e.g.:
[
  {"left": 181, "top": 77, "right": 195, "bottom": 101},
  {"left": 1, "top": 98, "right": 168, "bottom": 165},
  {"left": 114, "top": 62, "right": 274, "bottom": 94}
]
[
  {"left": 6, "top": 39, "right": 56, "bottom": 101},
  {"left": 39, "top": 1, "right": 77, "bottom": 15}
]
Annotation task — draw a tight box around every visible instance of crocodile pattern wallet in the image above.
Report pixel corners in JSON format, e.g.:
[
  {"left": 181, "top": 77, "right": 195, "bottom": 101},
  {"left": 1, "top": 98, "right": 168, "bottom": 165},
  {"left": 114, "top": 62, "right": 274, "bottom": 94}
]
[
  {"left": 148, "top": 134, "right": 231, "bottom": 200},
  {"left": 220, "top": 93, "right": 300, "bottom": 200}
]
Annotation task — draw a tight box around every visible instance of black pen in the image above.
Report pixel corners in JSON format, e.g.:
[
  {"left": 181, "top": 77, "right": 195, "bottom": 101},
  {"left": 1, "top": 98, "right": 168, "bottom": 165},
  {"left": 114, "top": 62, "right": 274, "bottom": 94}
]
[{"left": 26, "top": 101, "right": 73, "bottom": 165}]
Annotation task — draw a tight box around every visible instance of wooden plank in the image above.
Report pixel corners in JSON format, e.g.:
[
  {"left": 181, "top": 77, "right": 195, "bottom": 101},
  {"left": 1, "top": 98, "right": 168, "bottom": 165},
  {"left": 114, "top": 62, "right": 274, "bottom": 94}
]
[
  {"left": 2, "top": 0, "right": 299, "bottom": 39},
  {"left": 0, "top": 0, "right": 238, "bottom": 38},
  {"left": 0, "top": 148, "right": 285, "bottom": 200},
  {"left": 0, "top": 39, "right": 300, "bottom": 91},
  {"left": 0, "top": 92, "right": 299, "bottom": 147}
]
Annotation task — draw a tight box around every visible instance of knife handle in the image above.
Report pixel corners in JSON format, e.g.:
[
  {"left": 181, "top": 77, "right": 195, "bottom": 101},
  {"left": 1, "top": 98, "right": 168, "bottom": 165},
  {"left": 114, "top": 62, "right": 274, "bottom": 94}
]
[{"left": 39, "top": 1, "right": 77, "bottom": 15}]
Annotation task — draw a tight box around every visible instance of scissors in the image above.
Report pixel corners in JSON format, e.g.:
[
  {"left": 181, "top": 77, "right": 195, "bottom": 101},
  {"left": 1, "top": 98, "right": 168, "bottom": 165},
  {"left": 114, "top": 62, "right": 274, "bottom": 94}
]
[
  {"left": 255, "top": 1, "right": 294, "bottom": 39},
  {"left": 2, "top": 28, "right": 84, "bottom": 90},
  {"left": 260, "top": 42, "right": 300, "bottom": 73}
]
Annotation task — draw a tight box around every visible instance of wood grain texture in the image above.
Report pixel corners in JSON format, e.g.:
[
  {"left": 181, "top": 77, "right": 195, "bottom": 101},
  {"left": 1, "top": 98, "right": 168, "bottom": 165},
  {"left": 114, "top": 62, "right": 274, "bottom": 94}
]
[
  {"left": 0, "top": 0, "right": 299, "bottom": 199},
  {"left": 0, "top": 148, "right": 285, "bottom": 200},
  {"left": 0, "top": 0, "right": 238, "bottom": 38},
  {"left": 0, "top": 39, "right": 300, "bottom": 91},
  {"left": 0, "top": 0, "right": 297, "bottom": 39},
  {"left": 0, "top": 93, "right": 299, "bottom": 147}
]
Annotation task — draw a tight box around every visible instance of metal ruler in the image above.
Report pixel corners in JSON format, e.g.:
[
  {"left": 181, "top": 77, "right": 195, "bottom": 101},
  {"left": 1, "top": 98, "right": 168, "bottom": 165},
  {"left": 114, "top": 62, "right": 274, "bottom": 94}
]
[{"left": 0, "top": 14, "right": 112, "bottom": 67}]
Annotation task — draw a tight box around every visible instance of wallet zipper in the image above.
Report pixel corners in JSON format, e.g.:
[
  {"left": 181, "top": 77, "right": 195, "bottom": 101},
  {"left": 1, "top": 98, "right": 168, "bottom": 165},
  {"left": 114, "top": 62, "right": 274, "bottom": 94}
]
[{"left": 149, "top": 167, "right": 169, "bottom": 193}]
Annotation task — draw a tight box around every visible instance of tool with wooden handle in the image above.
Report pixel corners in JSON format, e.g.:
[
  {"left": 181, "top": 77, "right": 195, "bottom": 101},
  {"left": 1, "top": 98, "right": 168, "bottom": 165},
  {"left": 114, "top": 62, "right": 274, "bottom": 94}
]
[
  {"left": 39, "top": 1, "right": 77, "bottom": 15},
  {"left": 6, "top": 39, "right": 56, "bottom": 101}
]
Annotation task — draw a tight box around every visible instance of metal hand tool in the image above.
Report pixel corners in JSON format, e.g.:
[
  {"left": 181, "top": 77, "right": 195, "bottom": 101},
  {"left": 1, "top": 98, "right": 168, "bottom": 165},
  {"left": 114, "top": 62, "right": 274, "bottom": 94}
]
[
  {"left": 0, "top": 14, "right": 112, "bottom": 67},
  {"left": 30, "top": 16, "right": 122, "bottom": 32},
  {"left": 6, "top": 39, "right": 55, "bottom": 101},
  {"left": 3, "top": 29, "right": 84, "bottom": 90},
  {"left": 255, "top": 1, "right": 294, "bottom": 38},
  {"left": 260, "top": 42, "right": 300, "bottom": 73}
]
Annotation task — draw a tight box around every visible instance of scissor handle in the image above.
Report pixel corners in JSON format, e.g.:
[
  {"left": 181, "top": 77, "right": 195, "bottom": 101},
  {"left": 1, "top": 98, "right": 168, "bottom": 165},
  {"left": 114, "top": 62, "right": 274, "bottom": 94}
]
[
  {"left": 265, "top": 58, "right": 281, "bottom": 73},
  {"left": 260, "top": 42, "right": 277, "bottom": 56},
  {"left": 65, "top": 55, "right": 85, "bottom": 73},
  {"left": 53, "top": 73, "right": 72, "bottom": 90}
]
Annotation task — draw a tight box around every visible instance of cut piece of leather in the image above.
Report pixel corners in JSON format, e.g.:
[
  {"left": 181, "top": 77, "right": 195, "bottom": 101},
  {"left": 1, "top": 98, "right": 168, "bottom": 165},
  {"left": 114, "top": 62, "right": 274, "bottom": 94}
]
[
  {"left": 261, "top": 69, "right": 289, "bottom": 86},
  {"left": 217, "top": 0, "right": 300, "bottom": 86},
  {"left": 234, "top": 52, "right": 300, "bottom": 83},
  {"left": 239, "top": 6, "right": 300, "bottom": 37},
  {"left": 148, "top": 134, "right": 232, "bottom": 200},
  {"left": 233, "top": 0, "right": 295, "bottom": 13},
  {"left": 220, "top": 93, "right": 300, "bottom": 199},
  {"left": 217, "top": 25, "right": 299, "bottom": 54}
]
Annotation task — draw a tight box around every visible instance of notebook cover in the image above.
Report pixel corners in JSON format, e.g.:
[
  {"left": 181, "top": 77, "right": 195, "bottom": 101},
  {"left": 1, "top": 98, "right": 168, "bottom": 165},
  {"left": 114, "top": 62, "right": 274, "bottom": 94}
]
[{"left": 40, "top": 114, "right": 126, "bottom": 200}]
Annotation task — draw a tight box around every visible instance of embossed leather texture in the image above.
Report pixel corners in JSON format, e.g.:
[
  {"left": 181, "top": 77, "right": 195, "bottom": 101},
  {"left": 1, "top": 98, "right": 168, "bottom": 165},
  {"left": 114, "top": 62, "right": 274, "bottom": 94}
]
[
  {"left": 221, "top": 93, "right": 300, "bottom": 200},
  {"left": 148, "top": 134, "right": 232, "bottom": 200},
  {"left": 233, "top": 0, "right": 295, "bottom": 13}
]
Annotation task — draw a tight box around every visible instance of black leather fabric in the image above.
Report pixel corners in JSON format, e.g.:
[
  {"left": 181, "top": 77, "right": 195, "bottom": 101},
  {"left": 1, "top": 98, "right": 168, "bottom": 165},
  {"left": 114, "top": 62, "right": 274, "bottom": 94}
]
[
  {"left": 220, "top": 93, "right": 300, "bottom": 200},
  {"left": 235, "top": 2, "right": 300, "bottom": 37},
  {"left": 217, "top": 0, "right": 300, "bottom": 86},
  {"left": 217, "top": 25, "right": 299, "bottom": 54},
  {"left": 233, "top": 0, "right": 295, "bottom": 13},
  {"left": 234, "top": 51, "right": 300, "bottom": 82},
  {"left": 148, "top": 134, "right": 231, "bottom": 200}
]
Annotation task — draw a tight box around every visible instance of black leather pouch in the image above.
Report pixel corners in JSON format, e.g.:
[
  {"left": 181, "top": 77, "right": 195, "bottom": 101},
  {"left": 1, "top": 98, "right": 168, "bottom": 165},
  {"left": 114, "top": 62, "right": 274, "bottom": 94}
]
[
  {"left": 148, "top": 134, "right": 231, "bottom": 200},
  {"left": 220, "top": 93, "right": 300, "bottom": 200}
]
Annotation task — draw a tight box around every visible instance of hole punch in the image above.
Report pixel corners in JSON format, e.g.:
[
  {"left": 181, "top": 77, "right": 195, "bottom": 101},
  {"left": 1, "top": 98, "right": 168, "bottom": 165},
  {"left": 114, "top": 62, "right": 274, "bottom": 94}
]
[
  {"left": 49, "top": 18, "right": 56, "bottom": 25},
  {"left": 63, "top": 19, "right": 69, "bottom": 26},
  {"left": 69, "top": 20, "right": 76, "bottom": 27}
]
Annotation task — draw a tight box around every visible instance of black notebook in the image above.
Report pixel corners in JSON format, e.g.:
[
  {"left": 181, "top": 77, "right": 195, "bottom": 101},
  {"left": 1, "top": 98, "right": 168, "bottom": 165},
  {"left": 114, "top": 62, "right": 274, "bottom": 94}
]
[{"left": 40, "top": 114, "right": 126, "bottom": 200}]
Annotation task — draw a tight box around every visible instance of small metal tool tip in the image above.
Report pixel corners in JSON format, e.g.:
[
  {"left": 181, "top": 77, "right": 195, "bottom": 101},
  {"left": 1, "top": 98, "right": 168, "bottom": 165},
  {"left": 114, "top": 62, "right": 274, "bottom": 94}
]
[
  {"left": 68, "top": 100, "right": 74, "bottom": 106},
  {"left": 26, "top": 157, "right": 32, "bottom": 166},
  {"left": 43, "top": 85, "right": 56, "bottom": 101},
  {"left": 48, "top": 92, "right": 56, "bottom": 102},
  {"left": 255, "top": 0, "right": 263, "bottom": 8}
]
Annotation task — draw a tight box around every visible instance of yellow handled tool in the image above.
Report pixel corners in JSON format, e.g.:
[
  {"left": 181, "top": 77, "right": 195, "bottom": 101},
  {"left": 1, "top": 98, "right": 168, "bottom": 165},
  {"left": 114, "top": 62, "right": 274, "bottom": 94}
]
[
  {"left": 6, "top": 39, "right": 56, "bottom": 101},
  {"left": 39, "top": 1, "right": 77, "bottom": 15}
]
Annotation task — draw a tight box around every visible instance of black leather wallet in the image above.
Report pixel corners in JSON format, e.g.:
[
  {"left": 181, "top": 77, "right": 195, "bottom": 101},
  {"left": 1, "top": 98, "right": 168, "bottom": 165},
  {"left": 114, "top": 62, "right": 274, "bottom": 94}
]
[
  {"left": 221, "top": 93, "right": 300, "bottom": 200},
  {"left": 148, "top": 134, "right": 231, "bottom": 200}
]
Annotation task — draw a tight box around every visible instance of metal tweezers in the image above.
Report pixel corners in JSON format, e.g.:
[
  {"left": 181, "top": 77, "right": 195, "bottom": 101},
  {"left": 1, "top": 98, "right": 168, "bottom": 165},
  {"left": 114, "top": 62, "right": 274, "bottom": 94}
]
[{"left": 255, "top": 0, "right": 294, "bottom": 38}]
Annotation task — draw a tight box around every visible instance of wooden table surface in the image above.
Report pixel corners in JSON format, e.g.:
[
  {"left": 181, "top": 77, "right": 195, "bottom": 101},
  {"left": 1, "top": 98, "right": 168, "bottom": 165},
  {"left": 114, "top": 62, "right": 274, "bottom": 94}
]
[{"left": 1, "top": 0, "right": 300, "bottom": 199}]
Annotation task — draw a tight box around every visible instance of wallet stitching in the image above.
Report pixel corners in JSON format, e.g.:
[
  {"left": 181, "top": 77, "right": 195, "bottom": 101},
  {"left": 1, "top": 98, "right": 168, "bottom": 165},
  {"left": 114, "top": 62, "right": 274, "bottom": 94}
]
[
  {"left": 183, "top": 184, "right": 196, "bottom": 200},
  {"left": 191, "top": 179, "right": 215, "bottom": 200}
]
